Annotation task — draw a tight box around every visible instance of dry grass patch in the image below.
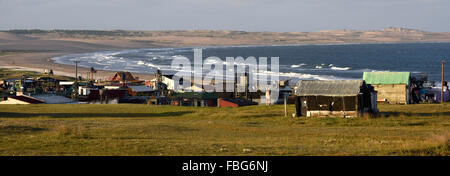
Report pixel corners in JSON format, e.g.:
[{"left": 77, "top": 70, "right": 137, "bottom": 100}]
[{"left": 0, "top": 104, "right": 448, "bottom": 155}]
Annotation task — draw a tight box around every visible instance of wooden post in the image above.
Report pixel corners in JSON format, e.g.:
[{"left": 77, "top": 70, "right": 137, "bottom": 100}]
[
  {"left": 74, "top": 60, "right": 79, "bottom": 81},
  {"left": 355, "top": 95, "right": 359, "bottom": 116},
  {"left": 295, "top": 96, "right": 300, "bottom": 117},
  {"left": 442, "top": 60, "right": 445, "bottom": 104},
  {"left": 342, "top": 96, "right": 346, "bottom": 117},
  {"left": 316, "top": 96, "right": 319, "bottom": 116},
  {"left": 73, "top": 60, "right": 79, "bottom": 100},
  {"left": 284, "top": 95, "right": 287, "bottom": 117}
]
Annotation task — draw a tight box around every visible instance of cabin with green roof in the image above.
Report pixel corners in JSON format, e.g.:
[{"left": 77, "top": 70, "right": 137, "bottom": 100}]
[{"left": 363, "top": 72, "right": 411, "bottom": 104}]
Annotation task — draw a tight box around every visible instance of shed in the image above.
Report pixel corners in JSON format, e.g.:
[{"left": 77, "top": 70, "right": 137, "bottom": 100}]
[
  {"left": 128, "top": 86, "right": 155, "bottom": 96},
  {"left": 294, "top": 80, "right": 377, "bottom": 117},
  {"left": 363, "top": 72, "right": 411, "bottom": 104},
  {"left": 173, "top": 92, "right": 218, "bottom": 107}
]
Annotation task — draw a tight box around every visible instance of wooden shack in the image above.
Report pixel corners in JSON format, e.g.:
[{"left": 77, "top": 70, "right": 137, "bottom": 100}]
[
  {"left": 363, "top": 72, "right": 410, "bottom": 104},
  {"left": 173, "top": 92, "right": 218, "bottom": 107},
  {"left": 128, "top": 86, "right": 155, "bottom": 96},
  {"left": 294, "top": 80, "right": 376, "bottom": 117}
]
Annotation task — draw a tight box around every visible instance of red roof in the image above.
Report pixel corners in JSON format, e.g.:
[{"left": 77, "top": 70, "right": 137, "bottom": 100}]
[
  {"left": 218, "top": 98, "right": 257, "bottom": 107},
  {"left": 109, "top": 72, "right": 137, "bottom": 82}
]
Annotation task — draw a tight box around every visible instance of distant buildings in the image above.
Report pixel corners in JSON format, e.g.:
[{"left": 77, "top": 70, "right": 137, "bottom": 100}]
[{"left": 4, "top": 67, "right": 448, "bottom": 118}]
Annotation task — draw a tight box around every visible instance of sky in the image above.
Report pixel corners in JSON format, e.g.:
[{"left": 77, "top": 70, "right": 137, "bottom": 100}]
[{"left": 0, "top": 0, "right": 449, "bottom": 32}]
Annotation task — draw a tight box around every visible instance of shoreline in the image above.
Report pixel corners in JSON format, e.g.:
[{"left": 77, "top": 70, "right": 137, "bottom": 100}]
[
  {"left": 0, "top": 33, "right": 162, "bottom": 80},
  {"left": 0, "top": 41, "right": 442, "bottom": 82},
  {"left": 0, "top": 52, "right": 159, "bottom": 81},
  {"left": 48, "top": 41, "right": 450, "bottom": 76},
  {"left": 1, "top": 29, "right": 450, "bottom": 81}
]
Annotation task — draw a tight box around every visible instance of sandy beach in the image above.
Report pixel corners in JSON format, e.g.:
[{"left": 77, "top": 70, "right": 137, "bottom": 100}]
[{"left": 0, "top": 31, "right": 161, "bottom": 80}]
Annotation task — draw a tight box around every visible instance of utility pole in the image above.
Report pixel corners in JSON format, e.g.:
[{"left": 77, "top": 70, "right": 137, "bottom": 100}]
[
  {"left": 73, "top": 60, "right": 79, "bottom": 100},
  {"left": 284, "top": 94, "right": 287, "bottom": 117},
  {"left": 442, "top": 60, "right": 445, "bottom": 103},
  {"left": 245, "top": 72, "right": 249, "bottom": 100},
  {"left": 46, "top": 58, "right": 50, "bottom": 76},
  {"left": 74, "top": 60, "right": 79, "bottom": 81}
]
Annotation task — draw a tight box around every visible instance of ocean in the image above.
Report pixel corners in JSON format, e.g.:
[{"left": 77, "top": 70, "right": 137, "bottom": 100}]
[{"left": 52, "top": 42, "right": 450, "bottom": 82}]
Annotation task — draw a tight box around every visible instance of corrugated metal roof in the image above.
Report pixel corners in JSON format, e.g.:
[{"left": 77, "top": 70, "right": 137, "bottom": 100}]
[
  {"left": 363, "top": 72, "right": 410, "bottom": 85},
  {"left": 295, "top": 80, "right": 364, "bottom": 96}
]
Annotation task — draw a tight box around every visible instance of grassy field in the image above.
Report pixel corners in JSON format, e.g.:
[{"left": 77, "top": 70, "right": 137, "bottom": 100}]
[
  {"left": 0, "top": 50, "right": 17, "bottom": 56},
  {"left": 0, "top": 50, "right": 48, "bottom": 56},
  {"left": 0, "top": 103, "right": 448, "bottom": 156},
  {"left": 0, "top": 68, "right": 74, "bottom": 80}
]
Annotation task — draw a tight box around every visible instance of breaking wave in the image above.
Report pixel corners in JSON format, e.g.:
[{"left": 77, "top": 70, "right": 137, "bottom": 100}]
[
  {"left": 291, "top": 63, "right": 306, "bottom": 68},
  {"left": 330, "top": 66, "right": 351, "bottom": 70},
  {"left": 52, "top": 45, "right": 405, "bottom": 82}
]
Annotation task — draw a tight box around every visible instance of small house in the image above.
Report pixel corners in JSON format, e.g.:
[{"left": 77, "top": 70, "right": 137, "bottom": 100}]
[
  {"left": 109, "top": 72, "right": 137, "bottom": 82},
  {"left": 173, "top": 92, "right": 218, "bottom": 107},
  {"left": 363, "top": 72, "right": 410, "bottom": 104},
  {"left": 108, "top": 72, "right": 143, "bottom": 85},
  {"left": 294, "top": 80, "right": 377, "bottom": 117}
]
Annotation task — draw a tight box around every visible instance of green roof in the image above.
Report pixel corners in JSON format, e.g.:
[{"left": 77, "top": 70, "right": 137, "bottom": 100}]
[{"left": 363, "top": 72, "right": 410, "bottom": 85}]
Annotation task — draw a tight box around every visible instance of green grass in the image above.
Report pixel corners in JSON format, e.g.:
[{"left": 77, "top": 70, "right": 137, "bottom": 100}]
[
  {"left": 0, "top": 49, "right": 43, "bottom": 56},
  {"left": 0, "top": 103, "right": 448, "bottom": 156},
  {"left": 0, "top": 50, "right": 17, "bottom": 56},
  {"left": 0, "top": 68, "right": 74, "bottom": 80}
]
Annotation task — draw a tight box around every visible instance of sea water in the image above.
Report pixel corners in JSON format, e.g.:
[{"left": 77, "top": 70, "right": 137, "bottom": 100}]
[{"left": 52, "top": 42, "right": 450, "bottom": 82}]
